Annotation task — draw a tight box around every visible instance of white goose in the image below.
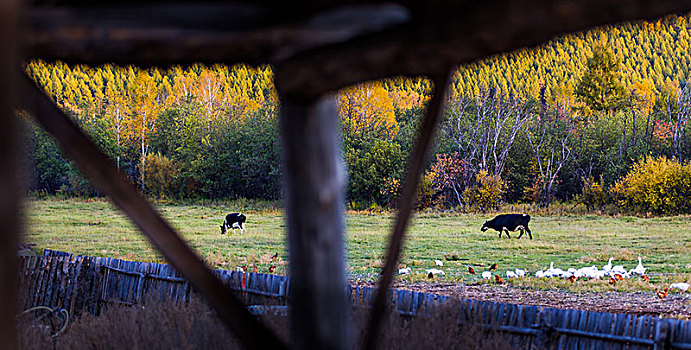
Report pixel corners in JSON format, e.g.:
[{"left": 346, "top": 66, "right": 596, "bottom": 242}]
[
  {"left": 629, "top": 257, "right": 646, "bottom": 276},
  {"left": 545, "top": 262, "right": 566, "bottom": 278},
  {"left": 603, "top": 257, "right": 614, "bottom": 272},
  {"left": 670, "top": 282, "right": 690, "bottom": 292}
]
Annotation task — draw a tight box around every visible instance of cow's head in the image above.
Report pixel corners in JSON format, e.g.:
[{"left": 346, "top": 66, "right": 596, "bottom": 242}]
[
  {"left": 480, "top": 220, "right": 489, "bottom": 232},
  {"left": 220, "top": 224, "right": 227, "bottom": 235}
]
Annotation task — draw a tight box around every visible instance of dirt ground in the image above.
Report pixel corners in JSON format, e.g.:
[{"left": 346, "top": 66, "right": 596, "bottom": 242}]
[{"left": 355, "top": 281, "right": 691, "bottom": 320}]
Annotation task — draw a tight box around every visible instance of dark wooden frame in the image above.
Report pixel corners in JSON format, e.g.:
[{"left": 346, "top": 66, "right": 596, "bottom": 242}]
[{"left": 4, "top": 1, "right": 691, "bottom": 349}]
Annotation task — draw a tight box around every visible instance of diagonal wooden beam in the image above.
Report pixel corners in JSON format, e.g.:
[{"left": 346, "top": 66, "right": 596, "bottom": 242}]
[
  {"left": 0, "top": 0, "right": 21, "bottom": 348},
  {"left": 363, "top": 72, "right": 450, "bottom": 349},
  {"left": 19, "top": 73, "right": 285, "bottom": 350}
]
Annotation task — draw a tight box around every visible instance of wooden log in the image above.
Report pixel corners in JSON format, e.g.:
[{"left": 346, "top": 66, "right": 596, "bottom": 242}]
[
  {"left": 279, "top": 95, "right": 350, "bottom": 349},
  {"left": 0, "top": 0, "right": 21, "bottom": 345}
]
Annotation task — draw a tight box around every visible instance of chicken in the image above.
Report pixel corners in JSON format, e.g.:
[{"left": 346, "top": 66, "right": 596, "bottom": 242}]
[
  {"left": 489, "top": 263, "right": 498, "bottom": 271},
  {"left": 268, "top": 265, "right": 276, "bottom": 273},
  {"left": 434, "top": 260, "right": 444, "bottom": 267},
  {"left": 468, "top": 266, "right": 476, "bottom": 274},
  {"left": 657, "top": 288, "right": 669, "bottom": 299},
  {"left": 494, "top": 274, "right": 503, "bottom": 284},
  {"left": 271, "top": 252, "right": 279, "bottom": 261},
  {"left": 567, "top": 275, "right": 576, "bottom": 283},
  {"left": 253, "top": 265, "right": 259, "bottom": 273},
  {"left": 608, "top": 277, "right": 616, "bottom": 285},
  {"left": 641, "top": 275, "right": 650, "bottom": 283},
  {"left": 613, "top": 273, "right": 624, "bottom": 281}
]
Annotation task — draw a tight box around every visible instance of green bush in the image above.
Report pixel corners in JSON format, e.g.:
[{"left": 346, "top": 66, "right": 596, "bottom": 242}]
[{"left": 611, "top": 156, "right": 691, "bottom": 214}]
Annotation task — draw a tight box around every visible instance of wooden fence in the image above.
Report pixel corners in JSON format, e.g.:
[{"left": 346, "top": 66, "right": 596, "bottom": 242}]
[{"left": 17, "top": 250, "right": 691, "bottom": 349}]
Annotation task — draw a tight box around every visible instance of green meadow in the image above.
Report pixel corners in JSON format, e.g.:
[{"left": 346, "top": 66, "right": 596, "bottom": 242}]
[{"left": 23, "top": 198, "right": 691, "bottom": 292}]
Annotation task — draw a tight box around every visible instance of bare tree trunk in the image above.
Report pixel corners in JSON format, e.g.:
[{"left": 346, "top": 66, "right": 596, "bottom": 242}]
[
  {"left": 0, "top": 1, "right": 20, "bottom": 346},
  {"left": 280, "top": 96, "right": 350, "bottom": 350}
]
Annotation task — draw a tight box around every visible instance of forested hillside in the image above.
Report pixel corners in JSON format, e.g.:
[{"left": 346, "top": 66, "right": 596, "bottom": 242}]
[{"left": 24, "top": 13, "right": 691, "bottom": 213}]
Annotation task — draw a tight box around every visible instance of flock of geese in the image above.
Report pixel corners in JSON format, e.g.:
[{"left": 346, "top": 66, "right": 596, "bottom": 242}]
[{"left": 400, "top": 257, "right": 690, "bottom": 297}]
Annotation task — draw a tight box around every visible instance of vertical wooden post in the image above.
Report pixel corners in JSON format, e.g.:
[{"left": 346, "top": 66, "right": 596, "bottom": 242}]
[
  {"left": 280, "top": 96, "right": 350, "bottom": 349},
  {"left": 0, "top": 0, "right": 21, "bottom": 347}
]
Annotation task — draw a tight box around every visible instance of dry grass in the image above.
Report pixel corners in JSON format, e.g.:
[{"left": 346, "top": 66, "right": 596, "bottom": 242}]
[{"left": 17, "top": 297, "right": 513, "bottom": 349}]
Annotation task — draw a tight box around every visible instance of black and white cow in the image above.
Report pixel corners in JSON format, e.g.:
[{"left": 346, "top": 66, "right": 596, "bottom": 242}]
[
  {"left": 220, "top": 213, "right": 247, "bottom": 235},
  {"left": 481, "top": 214, "right": 532, "bottom": 239}
]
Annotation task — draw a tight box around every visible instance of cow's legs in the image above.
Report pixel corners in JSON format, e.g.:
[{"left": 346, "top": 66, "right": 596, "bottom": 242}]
[
  {"left": 517, "top": 228, "right": 524, "bottom": 239},
  {"left": 526, "top": 226, "right": 532, "bottom": 239},
  {"left": 504, "top": 228, "right": 511, "bottom": 238}
]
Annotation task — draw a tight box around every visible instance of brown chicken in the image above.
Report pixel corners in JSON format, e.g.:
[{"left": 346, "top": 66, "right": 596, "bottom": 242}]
[
  {"left": 657, "top": 288, "right": 669, "bottom": 299},
  {"left": 271, "top": 252, "right": 279, "bottom": 261},
  {"left": 614, "top": 273, "right": 624, "bottom": 281},
  {"left": 609, "top": 277, "right": 616, "bottom": 285},
  {"left": 268, "top": 265, "right": 276, "bottom": 273},
  {"left": 495, "top": 274, "right": 503, "bottom": 284},
  {"left": 567, "top": 276, "right": 576, "bottom": 283},
  {"left": 468, "top": 266, "right": 475, "bottom": 274},
  {"left": 489, "top": 263, "right": 498, "bottom": 271},
  {"left": 641, "top": 275, "right": 650, "bottom": 282},
  {"left": 428, "top": 272, "right": 434, "bottom": 279}
]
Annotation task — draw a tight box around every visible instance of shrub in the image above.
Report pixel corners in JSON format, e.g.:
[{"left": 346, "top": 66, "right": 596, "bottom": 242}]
[
  {"left": 611, "top": 156, "right": 691, "bottom": 214},
  {"left": 142, "top": 153, "right": 179, "bottom": 198},
  {"left": 577, "top": 175, "right": 610, "bottom": 211},
  {"left": 463, "top": 170, "right": 505, "bottom": 211}
]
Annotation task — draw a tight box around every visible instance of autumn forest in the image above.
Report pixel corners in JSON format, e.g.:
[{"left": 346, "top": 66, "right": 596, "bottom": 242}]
[{"left": 25, "top": 13, "right": 691, "bottom": 214}]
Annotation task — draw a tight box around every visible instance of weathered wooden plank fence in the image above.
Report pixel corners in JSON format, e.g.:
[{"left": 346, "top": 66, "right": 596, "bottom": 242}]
[{"left": 17, "top": 250, "right": 691, "bottom": 349}]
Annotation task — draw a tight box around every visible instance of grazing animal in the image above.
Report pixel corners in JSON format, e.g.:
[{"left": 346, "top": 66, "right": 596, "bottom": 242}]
[
  {"left": 608, "top": 277, "right": 616, "bottom": 285},
  {"left": 481, "top": 214, "right": 532, "bottom": 239},
  {"left": 494, "top": 275, "right": 503, "bottom": 284},
  {"left": 398, "top": 267, "right": 411, "bottom": 275},
  {"left": 567, "top": 276, "right": 576, "bottom": 283},
  {"left": 489, "top": 263, "right": 498, "bottom": 271},
  {"left": 506, "top": 270, "right": 517, "bottom": 278},
  {"left": 220, "top": 213, "right": 247, "bottom": 235},
  {"left": 482, "top": 271, "right": 492, "bottom": 279},
  {"left": 434, "top": 260, "right": 444, "bottom": 267},
  {"left": 268, "top": 265, "right": 276, "bottom": 273},
  {"left": 468, "top": 266, "right": 476, "bottom": 274},
  {"left": 657, "top": 288, "right": 669, "bottom": 299},
  {"left": 641, "top": 275, "right": 650, "bottom": 282}
]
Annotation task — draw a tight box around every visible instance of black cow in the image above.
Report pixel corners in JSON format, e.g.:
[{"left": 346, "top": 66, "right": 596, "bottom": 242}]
[
  {"left": 220, "top": 213, "right": 247, "bottom": 235},
  {"left": 481, "top": 214, "right": 532, "bottom": 239}
]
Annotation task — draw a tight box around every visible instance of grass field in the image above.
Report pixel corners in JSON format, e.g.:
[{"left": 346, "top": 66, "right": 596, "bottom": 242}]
[{"left": 23, "top": 197, "right": 691, "bottom": 292}]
